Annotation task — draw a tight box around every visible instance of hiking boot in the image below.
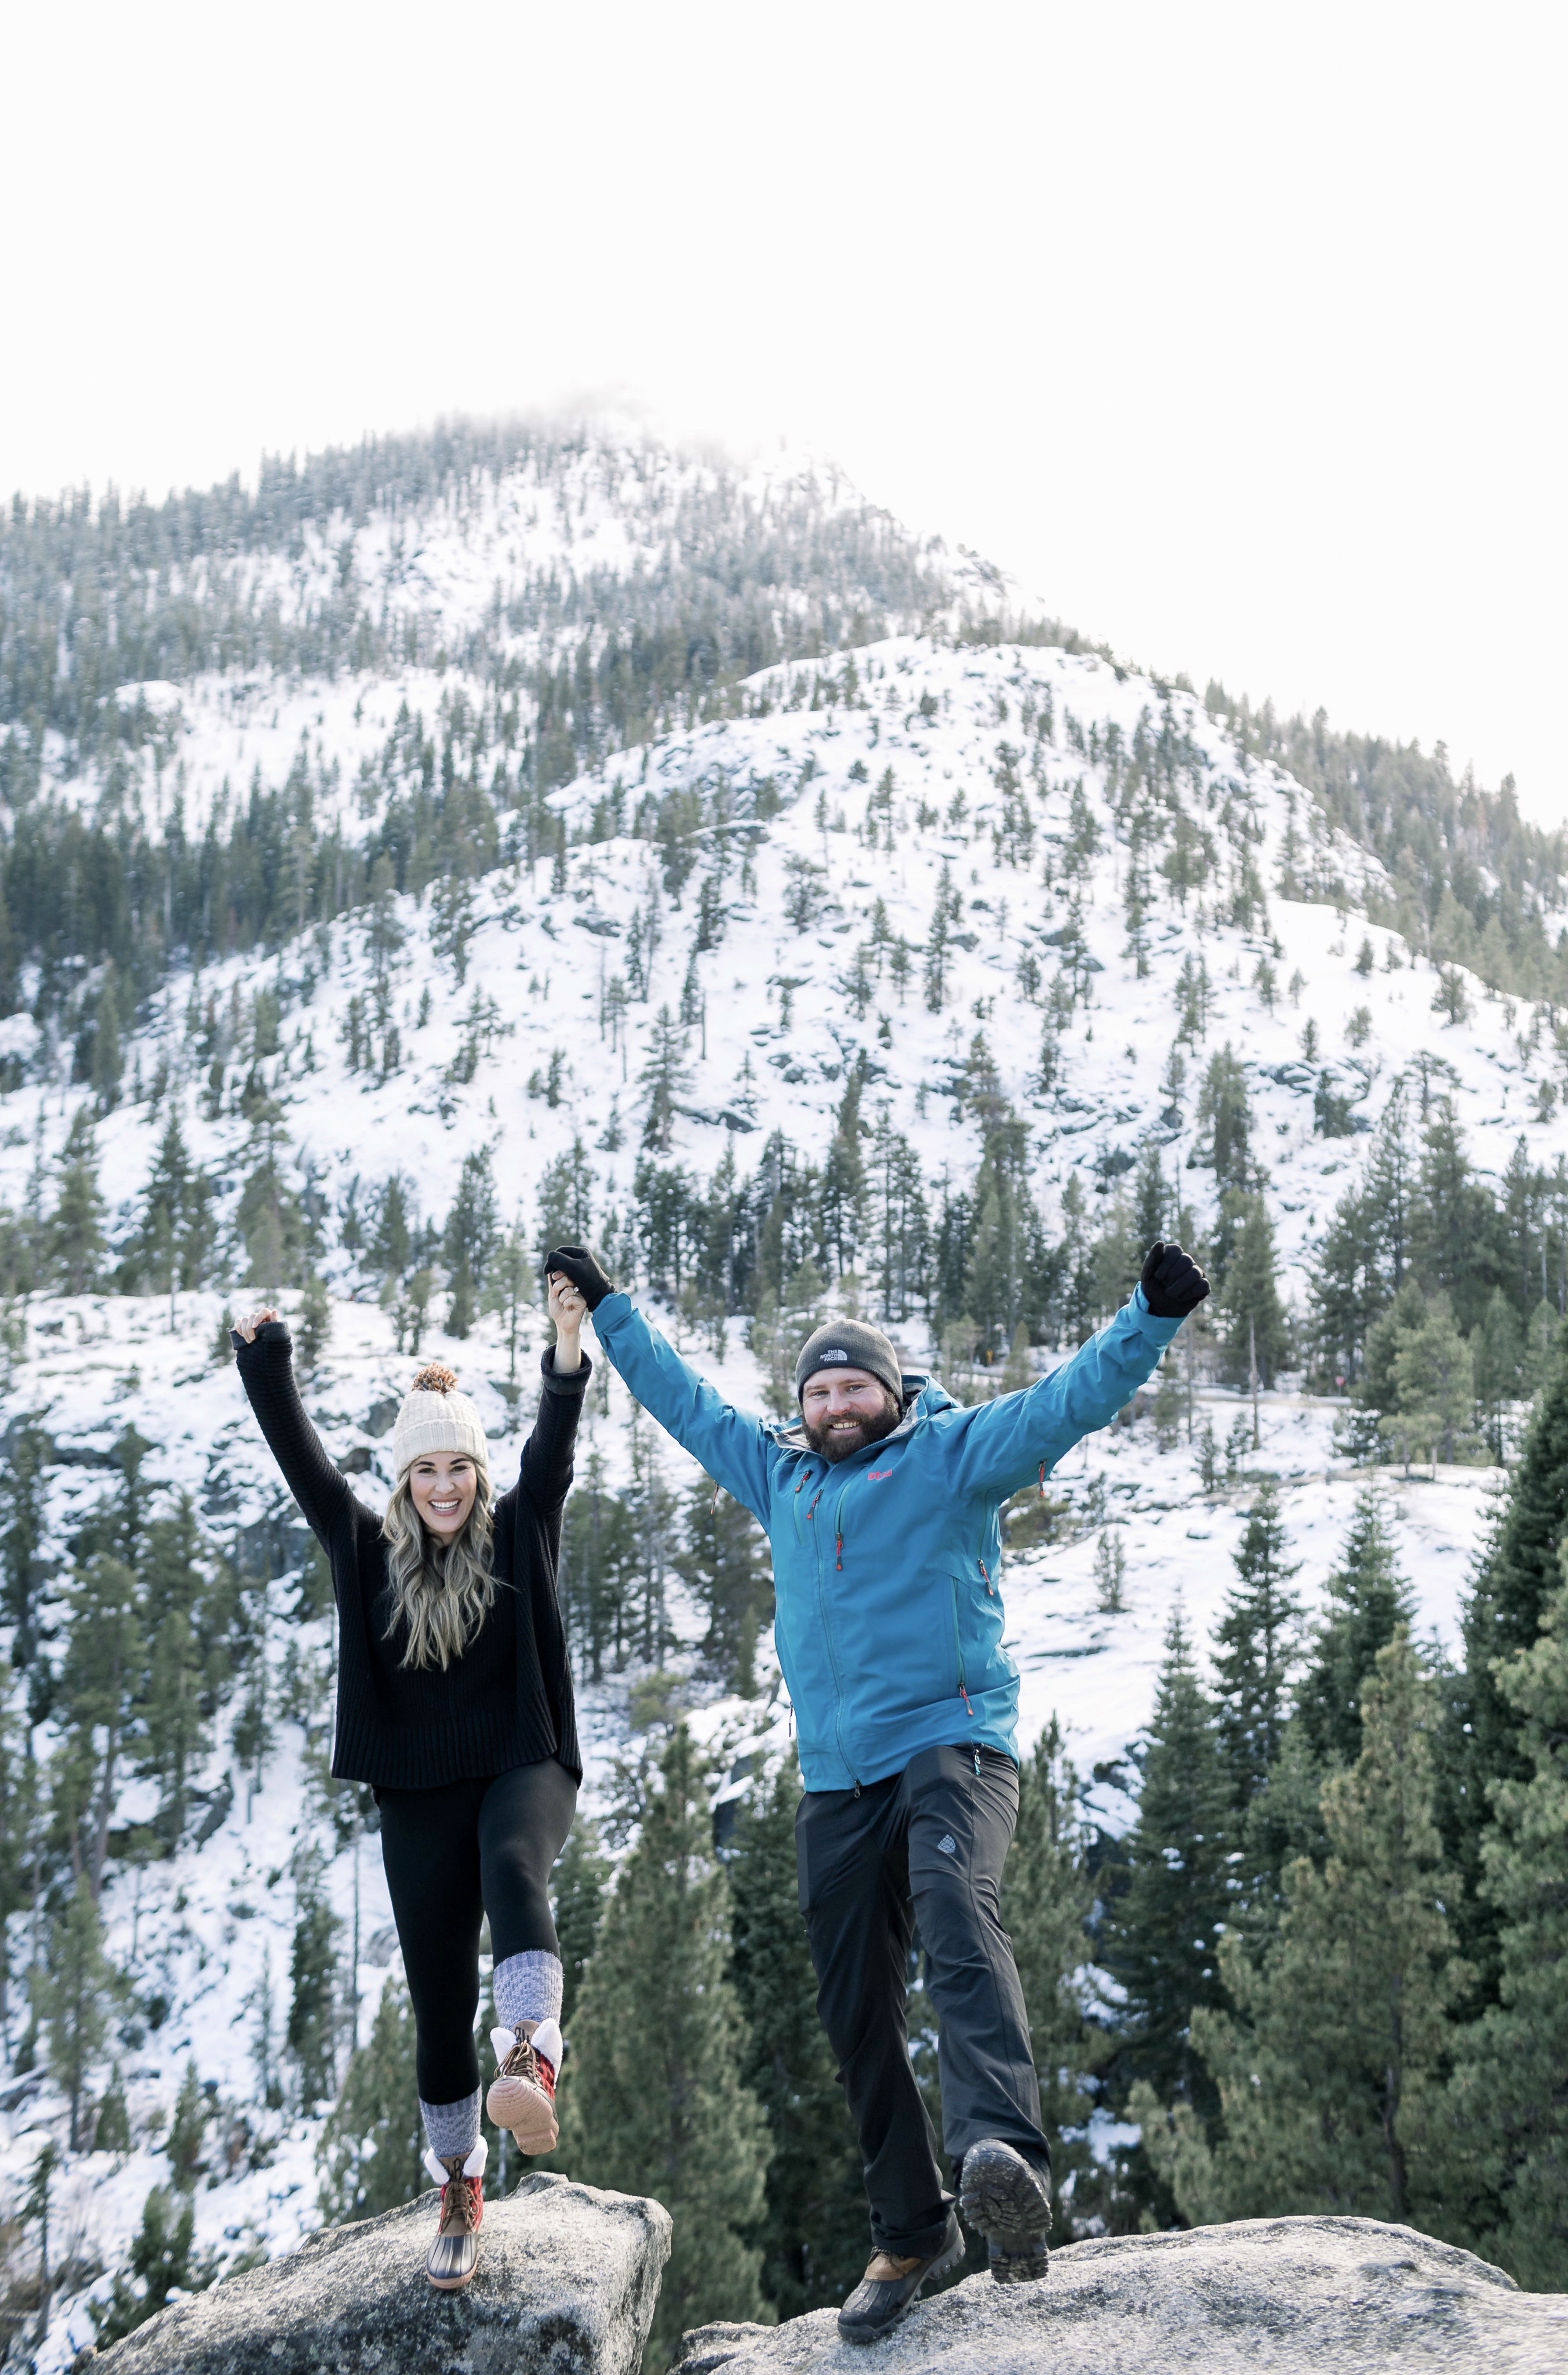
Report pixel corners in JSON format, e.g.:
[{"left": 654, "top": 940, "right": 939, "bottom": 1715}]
[
  {"left": 424, "top": 2137, "right": 486, "bottom": 2290},
  {"left": 836, "top": 2211, "right": 963, "bottom": 2344},
  {"left": 958, "top": 2137, "right": 1052, "bottom": 2282},
  {"left": 486, "top": 2017, "right": 561, "bottom": 2155}
]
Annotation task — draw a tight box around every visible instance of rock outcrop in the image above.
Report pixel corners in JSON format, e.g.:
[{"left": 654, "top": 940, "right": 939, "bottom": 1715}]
[
  {"left": 673, "top": 2217, "right": 1568, "bottom": 2373},
  {"left": 98, "top": 2170, "right": 671, "bottom": 2374}
]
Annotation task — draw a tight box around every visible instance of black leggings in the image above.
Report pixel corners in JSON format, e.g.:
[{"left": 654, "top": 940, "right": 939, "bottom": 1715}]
[{"left": 377, "top": 1758, "right": 578, "bottom": 2106}]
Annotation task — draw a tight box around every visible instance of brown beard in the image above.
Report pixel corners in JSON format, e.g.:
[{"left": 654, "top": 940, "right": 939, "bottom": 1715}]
[{"left": 802, "top": 1393, "right": 904, "bottom": 1465}]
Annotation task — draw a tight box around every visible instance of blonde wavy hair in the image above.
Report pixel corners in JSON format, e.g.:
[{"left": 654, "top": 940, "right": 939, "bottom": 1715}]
[{"left": 380, "top": 1466, "right": 497, "bottom": 1671}]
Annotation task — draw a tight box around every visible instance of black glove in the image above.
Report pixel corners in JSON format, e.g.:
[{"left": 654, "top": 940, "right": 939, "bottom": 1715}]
[
  {"left": 544, "top": 1244, "right": 616, "bottom": 1312},
  {"left": 1140, "top": 1240, "right": 1210, "bottom": 1319}
]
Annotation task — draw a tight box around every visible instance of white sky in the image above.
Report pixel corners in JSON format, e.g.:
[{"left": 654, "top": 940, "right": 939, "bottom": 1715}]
[{"left": 3, "top": 1, "right": 1564, "bottom": 820}]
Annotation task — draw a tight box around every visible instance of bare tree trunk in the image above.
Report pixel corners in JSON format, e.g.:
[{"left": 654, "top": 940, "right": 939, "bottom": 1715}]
[{"left": 1249, "top": 1316, "right": 1260, "bottom": 1450}]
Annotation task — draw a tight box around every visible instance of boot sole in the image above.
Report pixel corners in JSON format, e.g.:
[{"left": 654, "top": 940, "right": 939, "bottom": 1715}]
[
  {"left": 959, "top": 2142, "right": 1051, "bottom": 2281},
  {"left": 838, "top": 2228, "right": 965, "bottom": 2346},
  {"left": 486, "top": 2077, "right": 559, "bottom": 2154},
  {"left": 427, "top": 2264, "right": 479, "bottom": 2291}
]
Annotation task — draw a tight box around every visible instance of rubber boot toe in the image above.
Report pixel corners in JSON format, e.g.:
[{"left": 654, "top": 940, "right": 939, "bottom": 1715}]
[{"left": 836, "top": 2211, "right": 964, "bottom": 2344}]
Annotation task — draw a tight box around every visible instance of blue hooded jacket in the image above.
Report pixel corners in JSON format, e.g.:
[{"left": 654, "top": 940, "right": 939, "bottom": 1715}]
[{"left": 591, "top": 1287, "right": 1184, "bottom": 1791}]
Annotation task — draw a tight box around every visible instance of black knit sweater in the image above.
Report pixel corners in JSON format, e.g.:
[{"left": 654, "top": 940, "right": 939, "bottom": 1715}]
[{"left": 235, "top": 1320, "right": 587, "bottom": 1790}]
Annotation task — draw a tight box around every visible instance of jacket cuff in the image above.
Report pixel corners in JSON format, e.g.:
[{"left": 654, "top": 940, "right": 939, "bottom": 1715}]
[
  {"left": 540, "top": 1346, "right": 592, "bottom": 1395},
  {"left": 234, "top": 1318, "right": 294, "bottom": 1360},
  {"left": 1131, "top": 1285, "right": 1185, "bottom": 1339},
  {"left": 590, "top": 1290, "right": 632, "bottom": 1335}
]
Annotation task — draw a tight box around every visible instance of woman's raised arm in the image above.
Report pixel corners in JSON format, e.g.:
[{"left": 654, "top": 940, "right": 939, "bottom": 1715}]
[{"left": 233, "top": 1310, "right": 356, "bottom": 1551}]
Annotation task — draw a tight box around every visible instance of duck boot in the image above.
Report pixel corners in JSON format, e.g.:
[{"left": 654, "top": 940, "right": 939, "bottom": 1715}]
[
  {"left": 424, "top": 2137, "right": 486, "bottom": 2290},
  {"left": 487, "top": 2017, "right": 561, "bottom": 2155},
  {"left": 836, "top": 2211, "right": 964, "bottom": 2345}
]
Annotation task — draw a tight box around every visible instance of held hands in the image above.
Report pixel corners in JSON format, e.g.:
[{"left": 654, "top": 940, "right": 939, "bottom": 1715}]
[
  {"left": 235, "top": 1306, "right": 281, "bottom": 1343},
  {"left": 547, "top": 1271, "right": 587, "bottom": 1374},
  {"left": 544, "top": 1245, "right": 614, "bottom": 1312},
  {"left": 1140, "top": 1241, "right": 1210, "bottom": 1319}
]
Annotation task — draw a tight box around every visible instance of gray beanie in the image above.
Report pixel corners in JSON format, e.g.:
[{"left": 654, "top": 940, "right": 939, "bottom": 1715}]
[{"left": 794, "top": 1317, "right": 905, "bottom": 1407}]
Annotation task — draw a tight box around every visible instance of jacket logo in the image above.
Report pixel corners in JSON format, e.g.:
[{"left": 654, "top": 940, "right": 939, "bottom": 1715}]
[
  {"left": 867, "top": 1469, "right": 894, "bottom": 1481},
  {"left": 937, "top": 1834, "right": 958, "bottom": 1856}
]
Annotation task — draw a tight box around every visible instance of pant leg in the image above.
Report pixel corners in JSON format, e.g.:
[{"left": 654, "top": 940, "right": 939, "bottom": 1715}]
[
  {"left": 903, "top": 1744, "right": 1049, "bottom": 2179},
  {"left": 377, "top": 1778, "right": 486, "bottom": 2106},
  {"left": 796, "top": 1778, "right": 951, "bottom": 2260},
  {"left": 478, "top": 1757, "right": 579, "bottom": 1962}
]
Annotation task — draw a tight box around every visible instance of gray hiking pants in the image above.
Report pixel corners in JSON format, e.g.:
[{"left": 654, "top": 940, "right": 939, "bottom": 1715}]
[{"left": 795, "top": 1742, "right": 1048, "bottom": 2257}]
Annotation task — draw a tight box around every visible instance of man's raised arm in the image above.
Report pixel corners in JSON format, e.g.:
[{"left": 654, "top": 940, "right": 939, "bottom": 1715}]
[
  {"left": 947, "top": 1241, "right": 1209, "bottom": 1500},
  {"left": 544, "top": 1248, "right": 780, "bottom": 1523}
]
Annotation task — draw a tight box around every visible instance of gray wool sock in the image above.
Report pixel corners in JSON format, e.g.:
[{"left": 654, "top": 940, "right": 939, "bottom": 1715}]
[
  {"left": 493, "top": 1949, "right": 564, "bottom": 2028},
  {"left": 420, "top": 2087, "right": 481, "bottom": 2162}
]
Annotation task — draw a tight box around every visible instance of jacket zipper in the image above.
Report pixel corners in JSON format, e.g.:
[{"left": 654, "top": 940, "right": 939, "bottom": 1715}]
[
  {"left": 951, "top": 1579, "right": 973, "bottom": 1719},
  {"left": 806, "top": 1468, "right": 856, "bottom": 1789}
]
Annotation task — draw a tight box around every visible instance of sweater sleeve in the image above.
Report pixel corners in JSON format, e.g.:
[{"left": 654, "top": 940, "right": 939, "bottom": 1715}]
[
  {"left": 233, "top": 1321, "right": 357, "bottom": 1552},
  {"left": 519, "top": 1345, "right": 592, "bottom": 1520}
]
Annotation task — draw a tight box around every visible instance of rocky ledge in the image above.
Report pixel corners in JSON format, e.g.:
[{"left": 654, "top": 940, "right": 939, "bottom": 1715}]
[
  {"left": 674, "top": 2217, "right": 1567, "bottom": 2374},
  {"left": 97, "top": 2170, "right": 671, "bottom": 2375}
]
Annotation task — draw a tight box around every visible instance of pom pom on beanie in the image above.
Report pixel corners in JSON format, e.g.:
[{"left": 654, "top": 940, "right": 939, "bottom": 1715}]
[{"left": 392, "top": 1365, "right": 489, "bottom": 1480}]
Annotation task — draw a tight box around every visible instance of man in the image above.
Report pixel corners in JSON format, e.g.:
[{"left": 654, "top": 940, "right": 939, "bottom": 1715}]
[{"left": 546, "top": 1239, "right": 1208, "bottom": 2342}]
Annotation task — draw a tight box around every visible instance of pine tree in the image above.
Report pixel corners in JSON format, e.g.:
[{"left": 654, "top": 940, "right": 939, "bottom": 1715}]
[
  {"left": 0, "top": 1414, "right": 50, "bottom": 1669},
  {"left": 1447, "top": 1579, "right": 1568, "bottom": 2286},
  {"left": 1101, "top": 1609, "right": 1232, "bottom": 2127},
  {"left": 1448, "top": 1335, "right": 1568, "bottom": 1981},
  {"left": 442, "top": 1147, "right": 499, "bottom": 1301},
  {"left": 676, "top": 1475, "right": 773, "bottom": 1696},
  {"left": 1216, "top": 1193, "right": 1289, "bottom": 1388},
  {"left": 90, "top": 962, "right": 123, "bottom": 1109},
  {"left": 166, "top": 2059, "right": 209, "bottom": 2191},
  {"left": 141, "top": 1598, "right": 209, "bottom": 1854},
  {"left": 1474, "top": 1286, "right": 1526, "bottom": 1459},
  {"left": 560, "top": 1454, "right": 636, "bottom": 1679},
  {"left": 639, "top": 1006, "right": 692, "bottom": 1154},
  {"left": 728, "top": 1758, "right": 865, "bottom": 2318},
  {"left": 287, "top": 1860, "right": 341, "bottom": 2113},
  {"left": 92, "top": 2186, "right": 206, "bottom": 2345},
  {"left": 95, "top": 2067, "right": 130, "bottom": 2154},
  {"left": 368, "top": 1173, "right": 413, "bottom": 1285},
  {"left": 47, "top": 1109, "right": 107, "bottom": 1294},
  {"left": 817, "top": 1061, "right": 868, "bottom": 1281},
  {"left": 558, "top": 1727, "right": 771, "bottom": 2361},
  {"left": 1194, "top": 1046, "right": 1252, "bottom": 1203},
  {"left": 37, "top": 1887, "right": 112, "bottom": 2149},
  {"left": 297, "top": 1273, "right": 332, "bottom": 1375},
  {"left": 552, "top": 1817, "right": 609, "bottom": 2033},
  {"left": 1296, "top": 1489, "right": 1414, "bottom": 1770},
  {"left": 1150, "top": 1634, "right": 1468, "bottom": 2228},
  {"left": 1211, "top": 1480, "right": 1303, "bottom": 1809},
  {"left": 1003, "top": 1718, "right": 1108, "bottom": 2228},
  {"left": 317, "top": 1967, "right": 423, "bottom": 2222},
  {"left": 1385, "top": 1289, "right": 1476, "bottom": 1466},
  {"left": 57, "top": 1552, "right": 143, "bottom": 1898},
  {"left": 1093, "top": 1531, "right": 1127, "bottom": 1613}
]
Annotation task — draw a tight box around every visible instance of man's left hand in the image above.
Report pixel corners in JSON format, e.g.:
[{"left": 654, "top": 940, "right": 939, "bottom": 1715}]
[{"left": 1141, "top": 1241, "right": 1210, "bottom": 1318}]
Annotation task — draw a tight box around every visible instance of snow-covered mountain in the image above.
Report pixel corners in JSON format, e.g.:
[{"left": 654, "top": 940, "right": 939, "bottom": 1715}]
[{"left": 0, "top": 426, "right": 1555, "bottom": 2357}]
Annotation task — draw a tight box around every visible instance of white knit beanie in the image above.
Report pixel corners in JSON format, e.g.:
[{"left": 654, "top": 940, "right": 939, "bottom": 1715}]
[{"left": 391, "top": 1363, "right": 490, "bottom": 1481}]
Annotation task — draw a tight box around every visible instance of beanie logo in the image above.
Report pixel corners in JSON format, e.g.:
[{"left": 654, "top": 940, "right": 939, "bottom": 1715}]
[{"left": 819, "top": 1349, "right": 849, "bottom": 1363}]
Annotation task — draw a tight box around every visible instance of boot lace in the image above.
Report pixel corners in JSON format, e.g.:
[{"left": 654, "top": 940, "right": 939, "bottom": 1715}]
[
  {"left": 501, "top": 2027, "right": 556, "bottom": 2100},
  {"left": 440, "top": 2166, "right": 482, "bottom": 2235}
]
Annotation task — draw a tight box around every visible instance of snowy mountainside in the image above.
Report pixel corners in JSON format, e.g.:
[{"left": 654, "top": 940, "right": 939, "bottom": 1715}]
[
  {"left": 20, "top": 428, "right": 1007, "bottom": 840},
  {"left": 1, "top": 560, "right": 1565, "bottom": 2348}
]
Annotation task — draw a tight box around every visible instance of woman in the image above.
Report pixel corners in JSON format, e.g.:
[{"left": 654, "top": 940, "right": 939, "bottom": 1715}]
[{"left": 234, "top": 1271, "right": 590, "bottom": 2290}]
